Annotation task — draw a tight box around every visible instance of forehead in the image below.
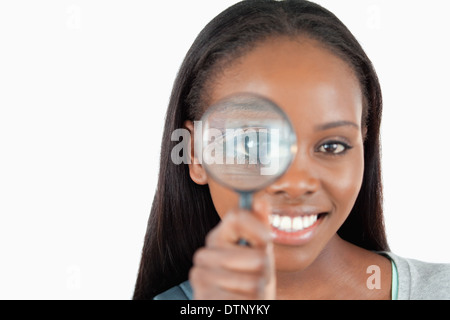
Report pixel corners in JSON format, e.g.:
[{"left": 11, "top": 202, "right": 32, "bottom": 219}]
[{"left": 208, "top": 37, "right": 363, "bottom": 128}]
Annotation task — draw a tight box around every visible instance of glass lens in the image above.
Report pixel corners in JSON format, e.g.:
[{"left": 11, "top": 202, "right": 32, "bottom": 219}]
[{"left": 201, "top": 94, "right": 297, "bottom": 192}]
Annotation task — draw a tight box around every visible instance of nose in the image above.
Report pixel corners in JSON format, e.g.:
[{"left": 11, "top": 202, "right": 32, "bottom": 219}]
[{"left": 265, "top": 155, "right": 320, "bottom": 200}]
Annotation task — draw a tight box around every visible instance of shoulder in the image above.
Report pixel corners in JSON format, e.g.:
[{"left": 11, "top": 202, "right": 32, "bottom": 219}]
[
  {"left": 153, "top": 281, "right": 193, "bottom": 300},
  {"left": 381, "top": 251, "right": 450, "bottom": 300}
]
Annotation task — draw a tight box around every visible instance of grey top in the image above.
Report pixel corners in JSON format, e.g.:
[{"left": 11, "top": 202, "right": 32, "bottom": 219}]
[
  {"left": 154, "top": 280, "right": 193, "bottom": 300},
  {"left": 383, "top": 251, "right": 450, "bottom": 300},
  {"left": 153, "top": 251, "right": 450, "bottom": 300}
]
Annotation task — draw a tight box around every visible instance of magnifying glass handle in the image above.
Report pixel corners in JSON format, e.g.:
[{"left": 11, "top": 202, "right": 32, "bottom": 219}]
[
  {"left": 238, "top": 192, "right": 253, "bottom": 246},
  {"left": 239, "top": 192, "right": 253, "bottom": 210}
]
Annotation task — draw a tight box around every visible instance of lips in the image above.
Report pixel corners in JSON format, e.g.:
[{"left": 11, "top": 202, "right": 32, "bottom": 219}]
[{"left": 269, "top": 207, "right": 329, "bottom": 245}]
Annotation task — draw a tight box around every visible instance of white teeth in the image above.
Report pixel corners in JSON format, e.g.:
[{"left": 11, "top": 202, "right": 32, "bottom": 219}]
[
  {"left": 271, "top": 214, "right": 281, "bottom": 228},
  {"left": 292, "top": 217, "right": 303, "bottom": 230},
  {"left": 280, "top": 216, "right": 292, "bottom": 231},
  {"left": 270, "top": 214, "right": 319, "bottom": 232}
]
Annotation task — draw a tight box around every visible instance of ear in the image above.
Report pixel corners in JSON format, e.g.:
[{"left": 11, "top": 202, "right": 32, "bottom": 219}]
[{"left": 184, "top": 120, "right": 208, "bottom": 185}]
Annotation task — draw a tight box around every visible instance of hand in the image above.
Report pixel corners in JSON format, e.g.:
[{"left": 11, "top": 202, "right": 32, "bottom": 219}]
[{"left": 189, "top": 202, "right": 276, "bottom": 299}]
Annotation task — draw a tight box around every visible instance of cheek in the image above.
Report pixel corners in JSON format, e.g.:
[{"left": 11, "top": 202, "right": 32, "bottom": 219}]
[
  {"left": 324, "top": 150, "right": 365, "bottom": 216},
  {"left": 207, "top": 180, "right": 239, "bottom": 219}
]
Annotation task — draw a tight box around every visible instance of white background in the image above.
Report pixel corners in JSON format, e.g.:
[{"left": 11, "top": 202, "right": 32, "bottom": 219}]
[{"left": 0, "top": 0, "right": 449, "bottom": 299}]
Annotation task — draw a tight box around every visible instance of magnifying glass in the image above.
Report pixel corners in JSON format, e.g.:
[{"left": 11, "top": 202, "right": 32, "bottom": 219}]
[{"left": 200, "top": 93, "right": 297, "bottom": 211}]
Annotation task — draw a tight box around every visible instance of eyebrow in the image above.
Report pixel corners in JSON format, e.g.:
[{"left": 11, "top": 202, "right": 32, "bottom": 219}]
[{"left": 314, "top": 120, "right": 360, "bottom": 131}]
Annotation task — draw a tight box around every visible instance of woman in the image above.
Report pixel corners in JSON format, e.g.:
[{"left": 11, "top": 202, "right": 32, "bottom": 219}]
[{"left": 134, "top": 0, "right": 450, "bottom": 299}]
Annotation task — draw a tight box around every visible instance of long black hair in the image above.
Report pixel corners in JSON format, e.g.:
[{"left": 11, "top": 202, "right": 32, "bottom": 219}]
[{"left": 133, "top": 0, "right": 388, "bottom": 300}]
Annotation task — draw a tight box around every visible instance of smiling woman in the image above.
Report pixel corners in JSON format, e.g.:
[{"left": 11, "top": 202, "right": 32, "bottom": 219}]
[{"left": 133, "top": 0, "right": 450, "bottom": 300}]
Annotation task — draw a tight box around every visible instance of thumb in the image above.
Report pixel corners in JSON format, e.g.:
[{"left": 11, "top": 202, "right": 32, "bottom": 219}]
[{"left": 253, "top": 198, "right": 272, "bottom": 227}]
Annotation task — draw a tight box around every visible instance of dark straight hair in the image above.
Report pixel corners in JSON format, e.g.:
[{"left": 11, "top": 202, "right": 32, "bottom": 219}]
[{"left": 133, "top": 0, "right": 388, "bottom": 300}]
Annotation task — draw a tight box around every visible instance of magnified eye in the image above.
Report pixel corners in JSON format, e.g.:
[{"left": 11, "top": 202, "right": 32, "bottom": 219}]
[
  {"left": 317, "top": 141, "right": 352, "bottom": 155},
  {"left": 235, "top": 131, "right": 260, "bottom": 164}
]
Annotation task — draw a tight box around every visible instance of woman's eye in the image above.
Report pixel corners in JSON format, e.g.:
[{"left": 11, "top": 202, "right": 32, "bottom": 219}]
[
  {"left": 232, "top": 130, "right": 271, "bottom": 166},
  {"left": 235, "top": 134, "right": 259, "bottom": 163},
  {"left": 317, "top": 141, "right": 352, "bottom": 155}
]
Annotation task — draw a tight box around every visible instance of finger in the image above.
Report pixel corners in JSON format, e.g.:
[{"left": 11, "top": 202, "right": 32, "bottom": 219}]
[
  {"left": 206, "top": 209, "right": 271, "bottom": 249},
  {"left": 193, "top": 246, "right": 269, "bottom": 273}
]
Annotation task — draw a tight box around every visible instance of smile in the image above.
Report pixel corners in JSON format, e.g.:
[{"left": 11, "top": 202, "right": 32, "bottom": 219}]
[
  {"left": 269, "top": 214, "right": 318, "bottom": 232},
  {"left": 268, "top": 211, "right": 328, "bottom": 245}
]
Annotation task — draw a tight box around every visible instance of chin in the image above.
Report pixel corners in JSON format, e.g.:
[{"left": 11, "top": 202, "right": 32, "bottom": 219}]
[{"left": 273, "top": 243, "right": 321, "bottom": 273}]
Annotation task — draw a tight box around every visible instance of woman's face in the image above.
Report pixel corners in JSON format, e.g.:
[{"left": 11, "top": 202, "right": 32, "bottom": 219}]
[{"left": 193, "top": 37, "right": 365, "bottom": 272}]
